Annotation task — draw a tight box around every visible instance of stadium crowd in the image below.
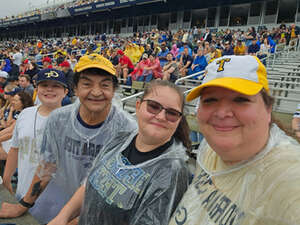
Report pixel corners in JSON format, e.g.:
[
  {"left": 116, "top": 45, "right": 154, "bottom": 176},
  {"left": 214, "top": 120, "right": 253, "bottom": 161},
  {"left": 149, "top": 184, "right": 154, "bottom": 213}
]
[
  {"left": 0, "top": 24, "right": 299, "bottom": 89},
  {"left": 0, "top": 23, "right": 299, "bottom": 225},
  {"left": 1, "top": 0, "right": 107, "bottom": 22}
]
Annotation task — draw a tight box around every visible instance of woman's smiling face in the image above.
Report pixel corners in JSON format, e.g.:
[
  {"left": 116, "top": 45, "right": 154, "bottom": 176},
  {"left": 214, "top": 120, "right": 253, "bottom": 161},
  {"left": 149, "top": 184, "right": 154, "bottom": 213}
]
[
  {"left": 197, "top": 86, "right": 272, "bottom": 164},
  {"left": 136, "top": 86, "right": 182, "bottom": 146}
]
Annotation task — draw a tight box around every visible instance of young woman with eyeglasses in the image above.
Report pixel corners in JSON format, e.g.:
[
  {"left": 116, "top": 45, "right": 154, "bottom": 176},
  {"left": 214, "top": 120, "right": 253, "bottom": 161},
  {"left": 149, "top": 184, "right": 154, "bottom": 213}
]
[{"left": 48, "top": 80, "right": 191, "bottom": 225}]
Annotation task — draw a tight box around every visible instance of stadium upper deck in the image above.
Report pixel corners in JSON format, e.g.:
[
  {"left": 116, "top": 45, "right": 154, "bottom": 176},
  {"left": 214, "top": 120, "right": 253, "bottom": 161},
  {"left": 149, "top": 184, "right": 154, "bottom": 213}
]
[{"left": 0, "top": 0, "right": 299, "bottom": 40}]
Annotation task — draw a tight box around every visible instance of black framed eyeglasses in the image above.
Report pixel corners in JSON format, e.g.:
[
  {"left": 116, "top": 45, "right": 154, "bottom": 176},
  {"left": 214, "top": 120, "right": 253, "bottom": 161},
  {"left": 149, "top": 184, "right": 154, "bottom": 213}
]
[{"left": 142, "top": 99, "right": 182, "bottom": 122}]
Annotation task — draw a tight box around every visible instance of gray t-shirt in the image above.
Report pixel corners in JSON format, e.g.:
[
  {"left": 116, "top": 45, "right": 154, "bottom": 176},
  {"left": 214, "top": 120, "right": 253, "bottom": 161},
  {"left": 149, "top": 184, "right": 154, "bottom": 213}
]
[
  {"left": 23, "top": 84, "right": 34, "bottom": 97},
  {"left": 29, "top": 102, "right": 137, "bottom": 224},
  {"left": 165, "top": 61, "right": 179, "bottom": 77}
]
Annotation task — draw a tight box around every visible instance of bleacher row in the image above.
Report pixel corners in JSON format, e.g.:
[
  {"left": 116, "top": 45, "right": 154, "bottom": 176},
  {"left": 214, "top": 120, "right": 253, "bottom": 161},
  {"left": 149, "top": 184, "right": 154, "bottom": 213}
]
[
  {"left": 267, "top": 44, "right": 300, "bottom": 113},
  {"left": 29, "top": 36, "right": 297, "bottom": 119}
]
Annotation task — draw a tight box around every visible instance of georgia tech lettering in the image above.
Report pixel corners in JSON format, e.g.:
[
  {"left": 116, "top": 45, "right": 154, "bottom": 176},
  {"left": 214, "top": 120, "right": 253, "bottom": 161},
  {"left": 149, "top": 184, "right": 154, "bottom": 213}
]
[
  {"left": 89, "top": 155, "right": 151, "bottom": 208},
  {"left": 45, "top": 70, "right": 60, "bottom": 78},
  {"left": 64, "top": 136, "right": 102, "bottom": 160},
  {"left": 173, "top": 168, "right": 245, "bottom": 225}
]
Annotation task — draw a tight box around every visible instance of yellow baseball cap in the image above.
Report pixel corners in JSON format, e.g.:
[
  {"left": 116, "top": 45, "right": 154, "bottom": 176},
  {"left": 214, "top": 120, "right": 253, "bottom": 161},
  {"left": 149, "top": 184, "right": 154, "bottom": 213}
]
[
  {"left": 186, "top": 55, "right": 269, "bottom": 101},
  {"left": 74, "top": 53, "right": 116, "bottom": 76}
]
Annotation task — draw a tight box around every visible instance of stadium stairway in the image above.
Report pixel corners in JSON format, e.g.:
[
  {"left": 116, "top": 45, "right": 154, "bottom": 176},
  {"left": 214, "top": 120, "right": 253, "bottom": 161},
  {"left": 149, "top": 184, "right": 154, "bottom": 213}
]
[{"left": 267, "top": 48, "right": 300, "bottom": 114}]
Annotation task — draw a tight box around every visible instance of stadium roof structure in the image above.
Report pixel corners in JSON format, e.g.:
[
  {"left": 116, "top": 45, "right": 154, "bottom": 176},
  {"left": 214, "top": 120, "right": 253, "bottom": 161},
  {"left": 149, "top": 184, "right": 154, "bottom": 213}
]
[{"left": 0, "top": 0, "right": 298, "bottom": 39}]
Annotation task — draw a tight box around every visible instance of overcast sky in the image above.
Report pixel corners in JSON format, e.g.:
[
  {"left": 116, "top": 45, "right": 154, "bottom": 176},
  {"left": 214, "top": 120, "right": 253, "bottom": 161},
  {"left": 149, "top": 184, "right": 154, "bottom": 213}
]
[{"left": 0, "top": 0, "right": 72, "bottom": 18}]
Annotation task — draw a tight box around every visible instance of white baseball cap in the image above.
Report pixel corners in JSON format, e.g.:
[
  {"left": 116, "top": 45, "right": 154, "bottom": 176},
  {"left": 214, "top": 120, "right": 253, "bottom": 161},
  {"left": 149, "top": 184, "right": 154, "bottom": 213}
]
[
  {"left": 186, "top": 55, "right": 269, "bottom": 101},
  {"left": 0, "top": 71, "right": 8, "bottom": 79}
]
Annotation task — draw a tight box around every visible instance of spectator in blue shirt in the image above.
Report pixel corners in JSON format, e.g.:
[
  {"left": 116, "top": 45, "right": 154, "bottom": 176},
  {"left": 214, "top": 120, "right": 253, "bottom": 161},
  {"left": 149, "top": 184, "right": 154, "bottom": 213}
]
[
  {"left": 248, "top": 39, "right": 260, "bottom": 55},
  {"left": 191, "top": 47, "right": 207, "bottom": 79},
  {"left": 1, "top": 59, "right": 12, "bottom": 73},
  {"left": 177, "top": 43, "right": 192, "bottom": 60},
  {"left": 179, "top": 47, "right": 193, "bottom": 77},
  {"left": 222, "top": 41, "right": 234, "bottom": 56},
  {"left": 267, "top": 36, "right": 276, "bottom": 53},
  {"left": 157, "top": 42, "right": 169, "bottom": 67}
]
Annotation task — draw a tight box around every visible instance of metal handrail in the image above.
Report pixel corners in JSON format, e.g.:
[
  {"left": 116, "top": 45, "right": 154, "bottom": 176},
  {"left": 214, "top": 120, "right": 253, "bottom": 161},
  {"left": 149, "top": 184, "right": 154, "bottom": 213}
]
[
  {"left": 120, "top": 70, "right": 206, "bottom": 104},
  {"left": 121, "top": 91, "right": 144, "bottom": 102},
  {"left": 36, "top": 49, "right": 86, "bottom": 65},
  {"left": 258, "top": 38, "right": 300, "bottom": 67},
  {"left": 175, "top": 70, "right": 205, "bottom": 85},
  {"left": 268, "top": 43, "right": 299, "bottom": 68}
]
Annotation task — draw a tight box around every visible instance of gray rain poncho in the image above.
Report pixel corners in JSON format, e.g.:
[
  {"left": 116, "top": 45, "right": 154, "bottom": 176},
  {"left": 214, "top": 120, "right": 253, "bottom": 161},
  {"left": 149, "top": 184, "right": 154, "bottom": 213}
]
[
  {"left": 30, "top": 101, "right": 137, "bottom": 224},
  {"left": 169, "top": 124, "right": 300, "bottom": 225},
  {"left": 78, "top": 131, "right": 191, "bottom": 225}
]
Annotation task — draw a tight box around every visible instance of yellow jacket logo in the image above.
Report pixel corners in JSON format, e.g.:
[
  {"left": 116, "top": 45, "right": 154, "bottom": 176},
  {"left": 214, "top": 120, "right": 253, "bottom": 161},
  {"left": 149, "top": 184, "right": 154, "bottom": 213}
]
[
  {"left": 216, "top": 58, "right": 231, "bottom": 72},
  {"left": 88, "top": 55, "right": 102, "bottom": 63},
  {"left": 45, "top": 71, "right": 59, "bottom": 78}
]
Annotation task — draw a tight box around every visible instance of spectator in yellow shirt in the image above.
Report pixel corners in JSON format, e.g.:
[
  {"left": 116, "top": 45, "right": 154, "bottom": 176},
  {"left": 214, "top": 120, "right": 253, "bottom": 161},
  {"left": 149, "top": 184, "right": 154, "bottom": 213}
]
[
  {"left": 234, "top": 39, "right": 247, "bottom": 55},
  {"left": 208, "top": 45, "right": 222, "bottom": 64}
]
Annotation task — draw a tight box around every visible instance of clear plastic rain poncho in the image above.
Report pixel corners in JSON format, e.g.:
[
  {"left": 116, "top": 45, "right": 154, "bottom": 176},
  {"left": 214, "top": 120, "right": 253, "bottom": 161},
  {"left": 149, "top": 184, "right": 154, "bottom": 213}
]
[
  {"left": 30, "top": 100, "right": 137, "bottom": 224},
  {"left": 78, "top": 131, "right": 191, "bottom": 225},
  {"left": 169, "top": 124, "right": 300, "bottom": 225}
]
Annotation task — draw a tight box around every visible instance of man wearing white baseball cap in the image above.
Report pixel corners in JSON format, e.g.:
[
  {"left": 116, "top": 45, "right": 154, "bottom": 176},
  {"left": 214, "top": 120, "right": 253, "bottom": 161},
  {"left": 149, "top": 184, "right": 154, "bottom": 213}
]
[
  {"left": 169, "top": 55, "right": 300, "bottom": 225},
  {"left": 0, "top": 71, "right": 8, "bottom": 93},
  {"left": 0, "top": 71, "right": 8, "bottom": 79}
]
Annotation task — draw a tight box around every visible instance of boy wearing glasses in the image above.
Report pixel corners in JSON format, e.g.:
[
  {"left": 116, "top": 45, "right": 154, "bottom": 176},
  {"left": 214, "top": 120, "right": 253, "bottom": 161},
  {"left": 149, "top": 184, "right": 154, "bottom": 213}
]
[{"left": 0, "top": 54, "right": 137, "bottom": 224}]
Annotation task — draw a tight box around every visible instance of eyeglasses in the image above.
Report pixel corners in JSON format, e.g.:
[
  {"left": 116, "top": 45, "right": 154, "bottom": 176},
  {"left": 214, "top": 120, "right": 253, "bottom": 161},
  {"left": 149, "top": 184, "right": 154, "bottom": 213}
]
[{"left": 142, "top": 99, "right": 182, "bottom": 122}]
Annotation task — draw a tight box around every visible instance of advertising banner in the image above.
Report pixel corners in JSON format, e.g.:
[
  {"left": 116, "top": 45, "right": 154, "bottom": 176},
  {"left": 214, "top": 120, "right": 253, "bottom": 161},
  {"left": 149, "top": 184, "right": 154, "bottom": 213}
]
[{"left": 69, "top": 3, "right": 95, "bottom": 15}]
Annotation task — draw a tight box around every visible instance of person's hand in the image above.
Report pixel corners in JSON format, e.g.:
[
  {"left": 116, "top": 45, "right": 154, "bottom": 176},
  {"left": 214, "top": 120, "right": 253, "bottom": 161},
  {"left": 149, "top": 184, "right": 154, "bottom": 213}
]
[
  {"left": 0, "top": 108, "right": 4, "bottom": 117},
  {"left": 29, "top": 63, "right": 33, "bottom": 70},
  {"left": 0, "top": 202, "right": 28, "bottom": 218},
  {"left": 9, "top": 105, "right": 15, "bottom": 115},
  {"left": 67, "top": 217, "right": 79, "bottom": 225},
  {"left": 2, "top": 177, "right": 13, "bottom": 194},
  {"left": 295, "top": 131, "right": 300, "bottom": 139},
  {"left": 48, "top": 214, "right": 69, "bottom": 225}
]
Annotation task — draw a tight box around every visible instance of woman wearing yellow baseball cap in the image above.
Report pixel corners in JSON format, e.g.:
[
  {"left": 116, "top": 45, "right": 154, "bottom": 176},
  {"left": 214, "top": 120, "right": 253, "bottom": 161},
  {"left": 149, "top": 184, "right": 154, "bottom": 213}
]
[{"left": 169, "top": 55, "right": 300, "bottom": 225}]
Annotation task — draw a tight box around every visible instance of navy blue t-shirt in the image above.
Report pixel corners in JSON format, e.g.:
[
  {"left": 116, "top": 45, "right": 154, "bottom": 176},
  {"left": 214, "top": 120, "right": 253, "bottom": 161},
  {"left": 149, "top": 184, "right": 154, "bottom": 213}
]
[
  {"left": 248, "top": 44, "right": 260, "bottom": 54},
  {"left": 182, "top": 54, "right": 193, "bottom": 68}
]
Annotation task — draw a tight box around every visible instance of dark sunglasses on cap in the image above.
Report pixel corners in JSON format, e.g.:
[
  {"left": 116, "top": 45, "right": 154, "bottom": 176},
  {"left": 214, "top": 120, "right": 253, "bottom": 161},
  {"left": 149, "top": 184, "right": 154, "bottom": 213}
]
[{"left": 142, "top": 99, "right": 182, "bottom": 122}]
